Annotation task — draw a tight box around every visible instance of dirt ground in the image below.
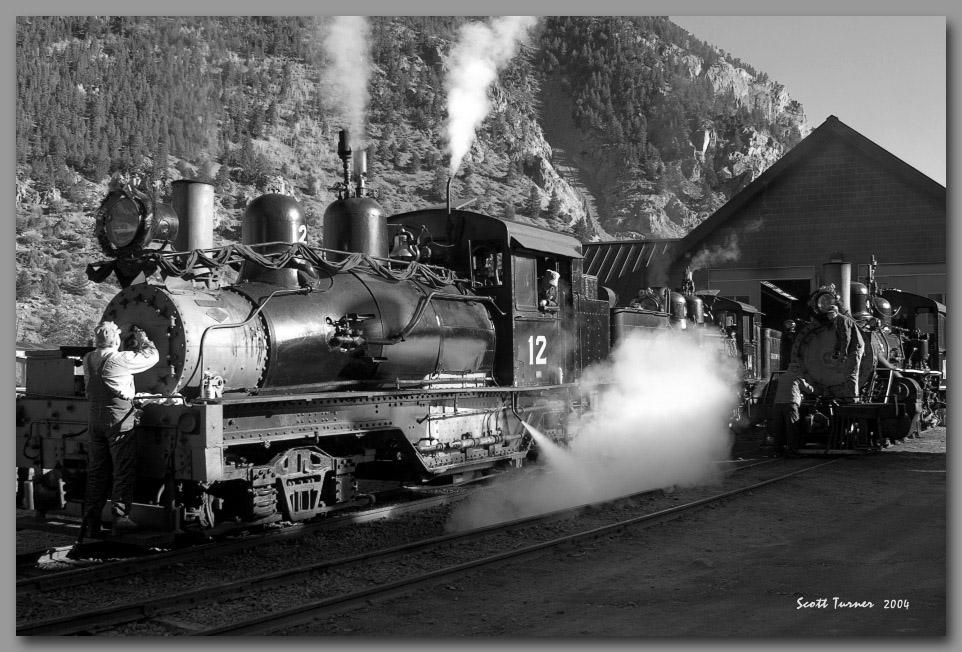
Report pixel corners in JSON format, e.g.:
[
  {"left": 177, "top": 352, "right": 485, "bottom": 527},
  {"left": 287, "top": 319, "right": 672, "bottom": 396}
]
[{"left": 292, "top": 427, "right": 947, "bottom": 637}]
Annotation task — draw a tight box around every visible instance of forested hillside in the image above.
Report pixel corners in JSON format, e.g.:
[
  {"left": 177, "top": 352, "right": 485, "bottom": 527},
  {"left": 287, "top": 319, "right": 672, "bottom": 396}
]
[{"left": 15, "top": 16, "right": 809, "bottom": 344}]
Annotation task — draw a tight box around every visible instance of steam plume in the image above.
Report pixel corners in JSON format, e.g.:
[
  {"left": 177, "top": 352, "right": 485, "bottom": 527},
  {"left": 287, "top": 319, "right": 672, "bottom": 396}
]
[
  {"left": 447, "top": 332, "right": 740, "bottom": 531},
  {"left": 320, "top": 16, "right": 371, "bottom": 146},
  {"left": 445, "top": 16, "right": 537, "bottom": 175},
  {"left": 690, "top": 231, "right": 741, "bottom": 272}
]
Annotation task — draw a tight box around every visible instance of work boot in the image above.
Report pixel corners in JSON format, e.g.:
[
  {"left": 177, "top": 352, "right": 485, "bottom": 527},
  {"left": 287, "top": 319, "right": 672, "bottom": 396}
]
[
  {"left": 111, "top": 502, "right": 140, "bottom": 535},
  {"left": 112, "top": 515, "right": 140, "bottom": 535}
]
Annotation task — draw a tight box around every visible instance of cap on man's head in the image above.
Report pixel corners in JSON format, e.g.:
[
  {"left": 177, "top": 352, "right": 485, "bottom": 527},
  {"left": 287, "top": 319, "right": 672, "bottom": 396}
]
[
  {"left": 93, "top": 321, "right": 121, "bottom": 348},
  {"left": 545, "top": 270, "right": 560, "bottom": 286}
]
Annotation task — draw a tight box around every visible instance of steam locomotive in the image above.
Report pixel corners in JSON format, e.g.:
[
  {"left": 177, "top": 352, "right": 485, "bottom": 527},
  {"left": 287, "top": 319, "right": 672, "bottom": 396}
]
[
  {"left": 761, "top": 254, "right": 946, "bottom": 454},
  {"left": 16, "top": 132, "right": 735, "bottom": 541}
]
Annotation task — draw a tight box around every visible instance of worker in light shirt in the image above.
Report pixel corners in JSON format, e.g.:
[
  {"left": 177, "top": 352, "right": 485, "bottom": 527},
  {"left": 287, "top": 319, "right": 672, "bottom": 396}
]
[{"left": 82, "top": 321, "right": 158, "bottom": 535}]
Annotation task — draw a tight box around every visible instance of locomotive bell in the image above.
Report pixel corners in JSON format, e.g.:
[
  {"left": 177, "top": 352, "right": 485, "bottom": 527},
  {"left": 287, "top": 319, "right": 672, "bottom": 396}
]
[{"left": 238, "top": 194, "right": 308, "bottom": 286}]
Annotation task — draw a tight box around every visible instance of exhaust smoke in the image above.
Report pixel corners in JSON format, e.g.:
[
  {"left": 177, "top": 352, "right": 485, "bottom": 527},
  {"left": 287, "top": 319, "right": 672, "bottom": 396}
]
[
  {"left": 320, "top": 16, "right": 372, "bottom": 147},
  {"left": 444, "top": 16, "right": 537, "bottom": 176}
]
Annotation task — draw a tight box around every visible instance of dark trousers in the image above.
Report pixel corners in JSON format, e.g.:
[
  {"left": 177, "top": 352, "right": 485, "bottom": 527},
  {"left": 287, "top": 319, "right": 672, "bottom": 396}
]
[
  {"left": 772, "top": 402, "right": 801, "bottom": 453},
  {"left": 844, "top": 349, "right": 863, "bottom": 400},
  {"left": 85, "top": 422, "right": 138, "bottom": 518}
]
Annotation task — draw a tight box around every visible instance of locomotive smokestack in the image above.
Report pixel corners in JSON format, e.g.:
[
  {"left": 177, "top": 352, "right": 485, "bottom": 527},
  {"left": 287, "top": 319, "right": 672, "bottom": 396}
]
[
  {"left": 823, "top": 251, "right": 852, "bottom": 314},
  {"left": 446, "top": 176, "right": 452, "bottom": 215},
  {"left": 171, "top": 180, "right": 214, "bottom": 252}
]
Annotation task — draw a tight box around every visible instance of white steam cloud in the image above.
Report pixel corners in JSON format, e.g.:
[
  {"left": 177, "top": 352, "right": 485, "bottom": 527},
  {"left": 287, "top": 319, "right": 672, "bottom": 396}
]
[
  {"left": 445, "top": 16, "right": 537, "bottom": 175},
  {"left": 320, "top": 16, "right": 371, "bottom": 147},
  {"left": 690, "top": 231, "right": 741, "bottom": 273},
  {"left": 447, "top": 332, "right": 740, "bottom": 531}
]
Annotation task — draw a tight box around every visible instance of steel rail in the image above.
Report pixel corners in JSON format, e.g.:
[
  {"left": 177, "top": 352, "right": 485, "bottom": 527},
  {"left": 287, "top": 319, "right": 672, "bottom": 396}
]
[
  {"left": 15, "top": 457, "right": 795, "bottom": 635},
  {"left": 16, "top": 486, "right": 474, "bottom": 596},
  {"left": 196, "top": 459, "right": 839, "bottom": 636}
]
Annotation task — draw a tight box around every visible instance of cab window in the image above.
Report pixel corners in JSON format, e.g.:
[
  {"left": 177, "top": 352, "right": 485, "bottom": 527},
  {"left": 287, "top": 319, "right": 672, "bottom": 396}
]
[
  {"left": 514, "top": 255, "right": 538, "bottom": 310},
  {"left": 471, "top": 243, "right": 503, "bottom": 287}
]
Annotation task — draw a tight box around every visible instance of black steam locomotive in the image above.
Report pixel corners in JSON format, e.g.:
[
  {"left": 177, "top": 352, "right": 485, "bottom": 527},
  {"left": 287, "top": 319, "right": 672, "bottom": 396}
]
[
  {"left": 761, "top": 254, "right": 945, "bottom": 454},
  {"left": 16, "top": 133, "right": 732, "bottom": 540}
]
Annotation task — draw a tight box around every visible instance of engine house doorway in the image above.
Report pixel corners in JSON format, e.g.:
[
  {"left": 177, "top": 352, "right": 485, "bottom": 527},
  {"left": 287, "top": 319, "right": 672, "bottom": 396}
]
[{"left": 759, "top": 279, "right": 810, "bottom": 329}]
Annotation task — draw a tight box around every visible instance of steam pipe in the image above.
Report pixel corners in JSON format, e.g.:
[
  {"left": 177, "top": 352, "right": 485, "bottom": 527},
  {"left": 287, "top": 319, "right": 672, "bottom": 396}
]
[
  {"left": 338, "top": 130, "right": 352, "bottom": 197},
  {"left": 446, "top": 176, "right": 452, "bottom": 215},
  {"left": 354, "top": 149, "right": 367, "bottom": 197}
]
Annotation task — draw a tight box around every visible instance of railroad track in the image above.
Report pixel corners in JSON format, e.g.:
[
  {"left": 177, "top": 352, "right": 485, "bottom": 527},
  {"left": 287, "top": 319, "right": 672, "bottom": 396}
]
[
  {"left": 17, "top": 456, "right": 826, "bottom": 636},
  {"left": 16, "top": 476, "right": 498, "bottom": 594}
]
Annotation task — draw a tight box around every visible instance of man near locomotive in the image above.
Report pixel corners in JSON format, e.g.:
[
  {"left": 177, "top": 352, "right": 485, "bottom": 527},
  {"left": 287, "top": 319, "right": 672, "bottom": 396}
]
[
  {"left": 771, "top": 362, "right": 814, "bottom": 458},
  {"left": 82, "top": 321, "right": 158, "bottom": 535},
  {"left": 827, "top": 304, "right": 865, "bottom": 402}
]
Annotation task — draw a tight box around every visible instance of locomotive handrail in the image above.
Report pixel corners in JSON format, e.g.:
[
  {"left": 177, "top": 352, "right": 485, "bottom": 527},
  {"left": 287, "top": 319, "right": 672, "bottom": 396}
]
[{"left": 86, "top": 241, "right": 464, "bottom": 289}]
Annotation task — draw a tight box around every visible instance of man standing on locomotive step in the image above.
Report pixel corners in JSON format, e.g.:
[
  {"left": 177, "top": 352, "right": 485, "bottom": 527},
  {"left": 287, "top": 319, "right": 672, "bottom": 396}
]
[
  {"left": 83, "top": 321, "right": 158, "bottom": 535},
  {"left": 827, "top": 304, "right": 865, "bottom": 402},
  {"left": 771, "top": 362, "right": 815, "bottom": 458}
]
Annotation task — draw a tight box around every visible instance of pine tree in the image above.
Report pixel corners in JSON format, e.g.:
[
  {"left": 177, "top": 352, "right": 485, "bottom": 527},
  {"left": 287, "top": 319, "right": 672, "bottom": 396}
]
[
  {"left": 526, "top": 184, "right": 542, "bottom": 219},
  {"left": 431, "top": 167, "right": 448, "bottom": 202},
  {"left": 547, "top": 188, "right": 562, "bottom": 219},
  {"left": 214, "top": 162, "right": 231, "bottom": 191}
]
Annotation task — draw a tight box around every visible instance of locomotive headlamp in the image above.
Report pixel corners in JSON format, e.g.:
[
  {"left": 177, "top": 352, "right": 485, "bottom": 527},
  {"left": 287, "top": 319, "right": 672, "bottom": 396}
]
[{"left": 94, "top": 186, "right": 154, "bottom": 257}]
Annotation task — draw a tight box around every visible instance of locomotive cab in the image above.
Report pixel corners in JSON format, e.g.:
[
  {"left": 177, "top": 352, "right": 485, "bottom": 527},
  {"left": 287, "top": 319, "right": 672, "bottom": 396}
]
[{"left": 387, "top": 208, "right": 591, "bottom": 387}]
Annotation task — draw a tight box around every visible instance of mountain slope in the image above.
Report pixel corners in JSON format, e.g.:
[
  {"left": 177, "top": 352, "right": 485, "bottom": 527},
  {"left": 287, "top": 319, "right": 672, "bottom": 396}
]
[{"left": 15, "top": 16, "right": 808, "bottom": 344}]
